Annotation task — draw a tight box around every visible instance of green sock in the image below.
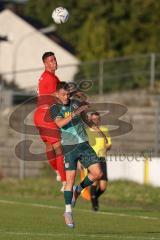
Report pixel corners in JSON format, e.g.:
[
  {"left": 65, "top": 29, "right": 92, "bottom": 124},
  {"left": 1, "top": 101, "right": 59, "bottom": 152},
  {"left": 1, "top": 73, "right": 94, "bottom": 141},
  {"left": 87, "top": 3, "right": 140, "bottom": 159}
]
[
  {"left": 79, "top": 176, "right": 94, "bottom": 191},
  {"left": 64, "top": 191, "right": 73, "bottom": 205}
]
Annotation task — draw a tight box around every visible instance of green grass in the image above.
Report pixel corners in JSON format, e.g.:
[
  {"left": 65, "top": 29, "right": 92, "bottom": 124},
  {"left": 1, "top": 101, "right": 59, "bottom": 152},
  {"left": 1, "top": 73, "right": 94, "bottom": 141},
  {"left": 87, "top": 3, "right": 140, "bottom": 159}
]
[{"left": 0, "top": 177, "right": 160, "bottom": 240}]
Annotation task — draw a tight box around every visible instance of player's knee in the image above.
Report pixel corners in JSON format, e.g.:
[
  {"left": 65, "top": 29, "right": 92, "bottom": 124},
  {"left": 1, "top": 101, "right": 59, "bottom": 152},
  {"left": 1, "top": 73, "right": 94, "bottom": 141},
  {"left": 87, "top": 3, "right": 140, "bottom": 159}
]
[
  {"left": 93, "top": 169, "right": 103, "bottom": 180},
  {"left": 65, "top": 181, "right": 74, "bottom": 191},
  {"left": 66, "top": 177, "right": 74, "bottom": 186},
  {"left": 100, "top": 182, "right": 107, "bottom": 191},
  {"left": 98, "top": 170, "right": 103, "bottom": 180},
  {"left": 65, "top": 172, "right": 76, "bottom": 190},
  {"left": 100, "top": 185, "right": 106, "bottom": 192}
]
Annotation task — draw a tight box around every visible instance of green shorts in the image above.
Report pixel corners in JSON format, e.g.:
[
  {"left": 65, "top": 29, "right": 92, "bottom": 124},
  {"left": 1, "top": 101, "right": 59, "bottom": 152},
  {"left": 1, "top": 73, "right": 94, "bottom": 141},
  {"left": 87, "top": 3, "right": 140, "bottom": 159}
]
[{"left": 62, "top": 141, "right": 99, "bottom": 170}]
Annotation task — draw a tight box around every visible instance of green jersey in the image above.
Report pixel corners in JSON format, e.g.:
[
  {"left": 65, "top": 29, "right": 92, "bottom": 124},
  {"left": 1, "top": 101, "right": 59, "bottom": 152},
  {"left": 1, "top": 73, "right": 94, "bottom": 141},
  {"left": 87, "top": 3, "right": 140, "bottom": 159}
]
[{"left": 50, "top": 100, "right": 88, "bottom": 145}]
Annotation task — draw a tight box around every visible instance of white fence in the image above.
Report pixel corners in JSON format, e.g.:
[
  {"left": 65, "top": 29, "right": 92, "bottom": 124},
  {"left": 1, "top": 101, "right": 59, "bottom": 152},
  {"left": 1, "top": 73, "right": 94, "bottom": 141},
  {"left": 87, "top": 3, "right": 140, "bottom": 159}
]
[{"left": 107, "top": 156, "right": 160, "bottom": 187}]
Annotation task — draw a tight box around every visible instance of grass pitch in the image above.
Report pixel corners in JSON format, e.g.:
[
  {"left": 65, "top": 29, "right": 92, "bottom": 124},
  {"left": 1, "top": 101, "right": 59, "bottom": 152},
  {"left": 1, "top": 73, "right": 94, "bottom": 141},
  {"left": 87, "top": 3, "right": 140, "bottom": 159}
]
[{"left": 0, "top": 177, "right": 160, "bottom": 240}]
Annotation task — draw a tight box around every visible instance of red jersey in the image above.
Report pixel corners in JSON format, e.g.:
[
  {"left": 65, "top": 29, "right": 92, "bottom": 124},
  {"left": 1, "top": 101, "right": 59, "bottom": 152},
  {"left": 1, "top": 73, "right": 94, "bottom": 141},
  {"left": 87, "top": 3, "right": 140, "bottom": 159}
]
[
  {"left": 34, "top": 70, "right": 66, "bottom": 181},
  {"left": 34, "top": 70, "right": 61, "bottom": 144},
  {"left": 37, "top": 70, "right": 60, "bottom": 108}
]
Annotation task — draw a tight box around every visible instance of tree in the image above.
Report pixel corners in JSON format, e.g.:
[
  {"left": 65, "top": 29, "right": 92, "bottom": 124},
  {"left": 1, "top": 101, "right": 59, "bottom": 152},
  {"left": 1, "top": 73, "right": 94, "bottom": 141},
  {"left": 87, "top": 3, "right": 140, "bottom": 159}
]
[
  {"left": 24, "top": 0, "right": 160, "bottom": 92},
  {"left": 25, "top": 0, "right": 160, "bottom": 60}
]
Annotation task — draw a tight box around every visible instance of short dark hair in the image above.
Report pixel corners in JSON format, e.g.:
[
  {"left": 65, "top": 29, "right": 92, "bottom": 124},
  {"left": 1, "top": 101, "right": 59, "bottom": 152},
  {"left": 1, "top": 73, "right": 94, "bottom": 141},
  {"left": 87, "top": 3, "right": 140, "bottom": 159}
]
[
  {"left": 91, "top": 111, "right": 100, "bottom": 117},
  {"left": 56, "top": 82, "right": 70, "bottom": 91},
  {"left": 42, "top": 52, "right": 55, "bottom": 62}
]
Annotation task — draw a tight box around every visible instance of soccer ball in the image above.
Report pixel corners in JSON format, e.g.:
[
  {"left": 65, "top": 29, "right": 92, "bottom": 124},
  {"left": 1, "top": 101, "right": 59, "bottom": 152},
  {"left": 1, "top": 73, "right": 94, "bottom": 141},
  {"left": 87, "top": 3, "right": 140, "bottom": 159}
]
[{"left": 52, "top": 7, "right": 69, "bottom": 24}]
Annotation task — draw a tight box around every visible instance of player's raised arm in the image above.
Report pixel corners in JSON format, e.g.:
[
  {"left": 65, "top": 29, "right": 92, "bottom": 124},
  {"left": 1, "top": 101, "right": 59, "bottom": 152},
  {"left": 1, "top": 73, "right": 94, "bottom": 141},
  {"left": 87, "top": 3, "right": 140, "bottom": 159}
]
[
  {"left": 50, "top": 104, "right": 89, "bottom": 128},
  {"left": 50, "top": 103, "right": 72, "bottom": 128},
  {"left": 50, "top": 81, "right": 89, "bottom": 128}
]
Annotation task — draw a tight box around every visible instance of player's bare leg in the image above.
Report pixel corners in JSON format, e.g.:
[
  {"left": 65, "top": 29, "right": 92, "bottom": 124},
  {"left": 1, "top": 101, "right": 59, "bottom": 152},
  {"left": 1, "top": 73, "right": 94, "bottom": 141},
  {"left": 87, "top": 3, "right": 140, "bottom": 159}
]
[
  {"left": 72, "top": 163, "right": 102, "bottom": 207},
  {"left": 90, "top": 181, "right": 98, "bottom": 211},
  {"left": 91, "top": 180, "right": 107, "bottom": 211},
  {"left": 96, "top": 180, "right": 107, "bottom": 202},
  {"left": 45, "top": 142, "right": 66, "bottom": 190},
  {"left": 99, "top": 180, "right": 107, "bottom": 192},
  {"left": 53, "top": 141, "right": 66, "bottom": 190}
]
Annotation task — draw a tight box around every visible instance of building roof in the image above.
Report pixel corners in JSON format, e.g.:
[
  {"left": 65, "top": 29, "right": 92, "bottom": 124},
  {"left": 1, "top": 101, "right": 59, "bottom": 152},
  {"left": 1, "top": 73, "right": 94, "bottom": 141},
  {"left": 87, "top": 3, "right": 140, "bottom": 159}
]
[
  {"left": 0, "top": 3, "right": 76, "bottom": 55},
  {"left": 0, "top": 9, "right": 79, "bottom": 89}
]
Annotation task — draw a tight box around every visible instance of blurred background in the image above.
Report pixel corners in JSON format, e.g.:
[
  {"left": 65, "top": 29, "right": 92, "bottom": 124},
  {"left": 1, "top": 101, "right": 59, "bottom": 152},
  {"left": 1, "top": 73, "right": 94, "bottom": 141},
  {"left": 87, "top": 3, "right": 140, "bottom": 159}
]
[{"left": 0, "top": 0, "right": 160, "bottom": 189}]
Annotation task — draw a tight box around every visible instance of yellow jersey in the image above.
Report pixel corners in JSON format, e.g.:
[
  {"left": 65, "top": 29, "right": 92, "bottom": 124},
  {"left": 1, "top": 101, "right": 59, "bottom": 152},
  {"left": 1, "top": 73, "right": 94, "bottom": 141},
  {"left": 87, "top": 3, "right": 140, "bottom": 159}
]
[{"left": 86, "top": 126, "right": 111, "bottom": 157}]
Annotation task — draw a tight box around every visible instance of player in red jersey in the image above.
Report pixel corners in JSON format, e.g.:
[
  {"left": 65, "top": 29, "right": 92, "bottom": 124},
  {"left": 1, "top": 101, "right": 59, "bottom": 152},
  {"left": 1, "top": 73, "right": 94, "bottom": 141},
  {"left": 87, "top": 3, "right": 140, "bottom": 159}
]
[{"left": 34, "top": 52, "right": 66, "bottom": 190}]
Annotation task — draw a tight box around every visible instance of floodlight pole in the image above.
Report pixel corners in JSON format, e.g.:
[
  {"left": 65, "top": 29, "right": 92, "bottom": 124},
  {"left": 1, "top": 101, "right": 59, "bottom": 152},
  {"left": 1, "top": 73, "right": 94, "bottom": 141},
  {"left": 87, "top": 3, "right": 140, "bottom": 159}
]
[
  {"left": 0, "top": 35, "right": 10, "bottom": 108},
  {"left": 150, "top": 53, "right": 155, "bottom": 91},
  {"left": 99, "top": 60, "right": 104, "bottom": 96}
]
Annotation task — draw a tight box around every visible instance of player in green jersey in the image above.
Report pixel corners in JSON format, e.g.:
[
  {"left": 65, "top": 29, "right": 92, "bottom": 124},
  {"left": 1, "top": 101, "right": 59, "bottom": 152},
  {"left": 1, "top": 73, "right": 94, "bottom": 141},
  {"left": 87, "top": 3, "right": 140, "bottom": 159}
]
[{"left": 50, "top": 82, "right": 102, "bottom": 228}]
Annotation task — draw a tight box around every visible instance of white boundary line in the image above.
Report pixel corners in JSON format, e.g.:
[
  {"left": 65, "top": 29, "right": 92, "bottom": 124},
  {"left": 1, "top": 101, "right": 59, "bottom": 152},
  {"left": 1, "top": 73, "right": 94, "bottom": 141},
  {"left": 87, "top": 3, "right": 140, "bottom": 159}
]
[
  {"left": 0, "top": 200, "right": 160, "bottom": 239},
  {"left": 0, "top": 199, "right": 160, "bottom": 221},
  {"left": 0, "top": 231, "right": 160, "bottom": 240}
]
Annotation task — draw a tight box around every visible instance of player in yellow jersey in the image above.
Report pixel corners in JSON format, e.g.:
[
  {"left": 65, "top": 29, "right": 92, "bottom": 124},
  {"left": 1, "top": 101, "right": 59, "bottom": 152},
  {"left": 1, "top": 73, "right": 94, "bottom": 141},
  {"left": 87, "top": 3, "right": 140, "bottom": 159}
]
[{"left": 86, "top": 111, "right": 112, "bottom": 211}]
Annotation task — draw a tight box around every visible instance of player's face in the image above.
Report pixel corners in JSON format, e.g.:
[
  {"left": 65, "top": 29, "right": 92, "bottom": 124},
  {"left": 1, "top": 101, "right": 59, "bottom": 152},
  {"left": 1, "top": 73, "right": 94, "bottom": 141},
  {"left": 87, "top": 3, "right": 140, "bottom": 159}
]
[
  {"left": 44, "top": 55, "right": 57, "bottom": 72},
  {"left": 57, "top": 89, "right": 70, "bottom": 105},
  {"left": 91, "top": 114, "right": 101, "bottom": 126}
]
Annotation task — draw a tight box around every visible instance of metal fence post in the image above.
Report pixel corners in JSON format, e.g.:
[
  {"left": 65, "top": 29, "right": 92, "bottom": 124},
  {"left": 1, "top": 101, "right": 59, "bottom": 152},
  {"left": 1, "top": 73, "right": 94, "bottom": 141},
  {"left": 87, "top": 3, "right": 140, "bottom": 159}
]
[
  {"left": 150, "top": 53, "right": 156, "bottom": 91},
  {"left": 20, "top": 106, "right": 25, "bottom": 179},
  {"left": 0, "top": 76, "right": 4, "bottom": 109},
  {"left": 154, "top": 97, "right": 160, "bottom": 157},
  {"left": 99, "top": 60, "right": 104, "bottom": 96}
]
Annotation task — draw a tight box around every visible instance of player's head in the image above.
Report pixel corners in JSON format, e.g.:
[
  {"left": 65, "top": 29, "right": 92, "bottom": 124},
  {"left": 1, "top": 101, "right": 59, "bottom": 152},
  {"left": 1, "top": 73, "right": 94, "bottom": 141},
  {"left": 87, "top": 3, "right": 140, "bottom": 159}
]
[
  {"left": 56, "top": 82, "right": 70, "bottom": 105},
  {"left": 42, "top": 52, "right": 57, "bottom": 72},
  {"left": 90, "top": 112, "right": 101, "bottom": 126}
]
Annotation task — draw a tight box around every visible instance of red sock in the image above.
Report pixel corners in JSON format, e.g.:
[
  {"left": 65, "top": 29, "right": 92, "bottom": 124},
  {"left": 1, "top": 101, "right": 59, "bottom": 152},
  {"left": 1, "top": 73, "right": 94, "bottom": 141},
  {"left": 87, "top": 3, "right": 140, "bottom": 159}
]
[
  {"left": 46, "top": 149, "right": 57, "bottom": 171},
  {"left": 56, "top": 155, "right": 66, "bottom": 182}
]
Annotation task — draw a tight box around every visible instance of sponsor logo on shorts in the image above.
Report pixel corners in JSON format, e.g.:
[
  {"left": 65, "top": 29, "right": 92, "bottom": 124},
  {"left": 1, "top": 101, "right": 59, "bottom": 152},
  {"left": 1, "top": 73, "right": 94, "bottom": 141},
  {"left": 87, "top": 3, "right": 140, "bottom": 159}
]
[
  {"left": 72, "top": 103, "right": 78, "bottom": 109},
  {"left": 65, "top": 163, "right": 69, "bottom": 168}
]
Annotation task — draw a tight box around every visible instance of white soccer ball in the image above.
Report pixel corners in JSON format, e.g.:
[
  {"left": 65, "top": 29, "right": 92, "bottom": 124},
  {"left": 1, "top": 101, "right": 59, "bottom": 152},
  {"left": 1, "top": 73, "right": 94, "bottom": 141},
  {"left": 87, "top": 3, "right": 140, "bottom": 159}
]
[{"left": 52, "top": 7, "right": 69, "bottom": 24}]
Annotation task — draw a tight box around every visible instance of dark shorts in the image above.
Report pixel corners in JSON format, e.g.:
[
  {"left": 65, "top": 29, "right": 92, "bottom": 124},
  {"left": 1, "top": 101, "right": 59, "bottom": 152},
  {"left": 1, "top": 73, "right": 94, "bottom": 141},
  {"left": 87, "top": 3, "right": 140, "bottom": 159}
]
[
  {"left": 63, "top": 141, "right": 100, "bottom": 170},
  {"left": 99, "top": 157, "right": 108, "bottom": 181}
]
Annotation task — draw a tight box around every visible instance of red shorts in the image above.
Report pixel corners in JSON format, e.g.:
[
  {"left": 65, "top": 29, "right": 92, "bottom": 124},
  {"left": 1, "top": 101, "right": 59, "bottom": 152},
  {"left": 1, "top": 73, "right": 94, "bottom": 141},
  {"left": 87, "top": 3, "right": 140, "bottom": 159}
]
[{"left": 34, "top": 107, "right": 60, "bottom": 144}]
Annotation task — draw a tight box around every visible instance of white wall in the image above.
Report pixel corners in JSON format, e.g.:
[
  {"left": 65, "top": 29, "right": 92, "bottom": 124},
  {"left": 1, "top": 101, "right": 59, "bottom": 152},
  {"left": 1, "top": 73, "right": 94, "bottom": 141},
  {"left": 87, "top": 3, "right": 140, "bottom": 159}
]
[
  {"left": 107, "top": 156, "right": 160, "bottom": 187},
  {"left": 148, "top": 158, "right": 160, "bottom": 186}
]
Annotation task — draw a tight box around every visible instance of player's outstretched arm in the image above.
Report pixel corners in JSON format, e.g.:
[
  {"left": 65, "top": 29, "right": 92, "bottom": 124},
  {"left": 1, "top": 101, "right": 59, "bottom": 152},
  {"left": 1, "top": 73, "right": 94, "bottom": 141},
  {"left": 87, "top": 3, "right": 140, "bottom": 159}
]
[
  {"left": 55, "top": 115, "right": 73, "bottom": 128},
  {"left": 54, "top": 104, "right": 89, "bottom": 128}
]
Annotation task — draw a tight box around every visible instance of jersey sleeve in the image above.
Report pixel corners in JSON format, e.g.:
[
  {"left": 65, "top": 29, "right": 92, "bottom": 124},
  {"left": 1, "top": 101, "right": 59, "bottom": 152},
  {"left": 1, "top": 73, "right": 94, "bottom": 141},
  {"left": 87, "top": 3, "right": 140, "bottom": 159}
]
[{"left": 50, "top": 104, "right": 63, "bottom": 120}]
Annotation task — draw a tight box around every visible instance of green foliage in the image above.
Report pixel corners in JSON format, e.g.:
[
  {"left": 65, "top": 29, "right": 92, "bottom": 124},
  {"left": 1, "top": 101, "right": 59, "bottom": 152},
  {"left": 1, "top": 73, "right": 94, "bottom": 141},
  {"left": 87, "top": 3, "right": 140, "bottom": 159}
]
[
  {"left": 1, "top": 188, "right": 160, "bottom": 240},
  {"left": 24, "top": 0, "right": 160, "bottom": 92},
  {"left": 74, "top": 54, "right": 152, "bottom": 94},
  {"left": 1, "top": 178, "right": 160, "bottom": 209},
  {"left": 25, "top": 0, "right": 160, "bottom": 60}
]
